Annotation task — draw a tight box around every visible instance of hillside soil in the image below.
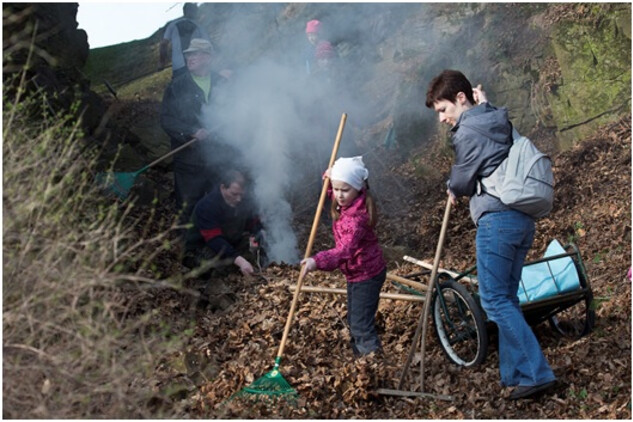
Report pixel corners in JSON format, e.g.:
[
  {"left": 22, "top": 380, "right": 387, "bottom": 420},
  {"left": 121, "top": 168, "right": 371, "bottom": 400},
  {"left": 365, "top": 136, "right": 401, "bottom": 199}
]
[{"left": 118, "top": 91, "right": 631, "bottom": 418}]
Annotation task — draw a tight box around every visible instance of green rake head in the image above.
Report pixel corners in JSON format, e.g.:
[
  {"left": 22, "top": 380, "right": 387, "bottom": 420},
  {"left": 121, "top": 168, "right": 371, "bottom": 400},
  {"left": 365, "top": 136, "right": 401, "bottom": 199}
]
[
  {"left": 95, "top": 171, "right": 137, "bottom": 200},
  {"left": 234, "top": 358, "right": 298, "bottom": 402}
]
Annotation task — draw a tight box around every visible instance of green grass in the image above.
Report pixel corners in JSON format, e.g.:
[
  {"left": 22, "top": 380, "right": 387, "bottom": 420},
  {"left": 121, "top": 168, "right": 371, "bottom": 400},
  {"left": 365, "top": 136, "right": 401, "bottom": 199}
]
[
  {"left": 82, "top": 36, "right": 165, "bottom": 95},
  {"left": 116, "top": 66, "right": 172, "bottom": 102}
]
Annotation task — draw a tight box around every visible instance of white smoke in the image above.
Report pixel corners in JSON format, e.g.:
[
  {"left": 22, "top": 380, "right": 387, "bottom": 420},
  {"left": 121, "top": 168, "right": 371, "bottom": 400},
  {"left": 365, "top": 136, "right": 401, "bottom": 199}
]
[
  {"left": 201, "top": 59, "right": 320, "bottom": 264},
  {"left": 197, "top": 4, "right": 389, "bottom": 264}
]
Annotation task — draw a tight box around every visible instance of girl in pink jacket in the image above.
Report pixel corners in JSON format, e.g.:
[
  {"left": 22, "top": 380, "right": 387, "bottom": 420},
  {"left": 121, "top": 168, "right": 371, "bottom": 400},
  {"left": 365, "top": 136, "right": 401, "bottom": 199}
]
[{"left": 302, "top": 156, "right": 386, "bottom": 356}]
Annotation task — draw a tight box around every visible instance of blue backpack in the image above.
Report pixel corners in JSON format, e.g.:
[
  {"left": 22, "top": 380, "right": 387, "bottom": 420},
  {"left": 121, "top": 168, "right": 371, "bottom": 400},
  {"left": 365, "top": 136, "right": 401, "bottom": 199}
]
[{"left": 480, "top": 128, "right": 554, "bottom": 219}]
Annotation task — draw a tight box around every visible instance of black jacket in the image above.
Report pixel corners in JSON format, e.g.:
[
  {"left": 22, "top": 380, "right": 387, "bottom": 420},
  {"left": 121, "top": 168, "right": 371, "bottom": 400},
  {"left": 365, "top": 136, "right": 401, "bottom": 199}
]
[
  {"left": 160, "top": 70, "right": 227, "bottom": 167},
  {"left": 192, "top": 186, "right": 261, "bottom": 259}
]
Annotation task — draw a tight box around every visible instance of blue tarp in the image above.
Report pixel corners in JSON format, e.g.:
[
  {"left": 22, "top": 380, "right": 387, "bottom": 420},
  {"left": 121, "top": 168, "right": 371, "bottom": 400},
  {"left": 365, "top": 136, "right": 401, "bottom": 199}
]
[{"left": 517, "top": 239, "right": 581, "bottom": 304}]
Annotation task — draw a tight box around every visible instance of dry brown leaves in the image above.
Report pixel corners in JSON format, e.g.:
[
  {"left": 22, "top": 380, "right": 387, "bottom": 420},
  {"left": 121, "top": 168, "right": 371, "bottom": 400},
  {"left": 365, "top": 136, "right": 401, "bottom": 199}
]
[{"left": 154, "top": 116, "right": 631, "bottom": 418}]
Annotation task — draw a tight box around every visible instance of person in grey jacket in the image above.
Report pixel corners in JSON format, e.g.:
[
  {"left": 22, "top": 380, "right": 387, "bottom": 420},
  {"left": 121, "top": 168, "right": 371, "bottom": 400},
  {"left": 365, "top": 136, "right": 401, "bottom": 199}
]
[
  {"left": 159, "top": 3, "right": 210, "bottom": 79},
  {"left": 425, "top": 69, "right": 556, "bottom": 400}
]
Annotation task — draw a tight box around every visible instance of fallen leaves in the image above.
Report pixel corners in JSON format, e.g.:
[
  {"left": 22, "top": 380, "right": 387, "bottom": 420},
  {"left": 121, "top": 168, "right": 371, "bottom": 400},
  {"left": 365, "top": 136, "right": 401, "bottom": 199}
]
[{"left": 150, "top": 116, "right": 631, "bottom": 419}]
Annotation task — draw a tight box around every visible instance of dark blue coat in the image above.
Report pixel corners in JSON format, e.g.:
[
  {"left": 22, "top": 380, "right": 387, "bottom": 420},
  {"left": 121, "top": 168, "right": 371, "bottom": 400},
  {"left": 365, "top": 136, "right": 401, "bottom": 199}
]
[{"left": 192, "top": 186, "right": 261, "bottom": 259}]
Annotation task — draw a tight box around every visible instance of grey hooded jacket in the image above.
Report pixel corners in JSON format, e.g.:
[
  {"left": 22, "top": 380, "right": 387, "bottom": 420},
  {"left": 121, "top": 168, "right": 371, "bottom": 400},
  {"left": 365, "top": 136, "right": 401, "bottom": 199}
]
[{"left": 448, "top": 102, "right": 513, "bottom": 224}]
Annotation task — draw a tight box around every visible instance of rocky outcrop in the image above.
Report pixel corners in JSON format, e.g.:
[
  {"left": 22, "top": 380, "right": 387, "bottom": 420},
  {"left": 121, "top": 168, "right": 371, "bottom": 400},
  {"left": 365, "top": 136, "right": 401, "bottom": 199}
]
[
  {"left": 189, "top": 3, "right": 630, "bottom": 151},
  {"left": 3, "top": 3, "right": 105, "bottom": 133},
  {"left": 540, "top": 5, "right": 631, "bottom": 147}
]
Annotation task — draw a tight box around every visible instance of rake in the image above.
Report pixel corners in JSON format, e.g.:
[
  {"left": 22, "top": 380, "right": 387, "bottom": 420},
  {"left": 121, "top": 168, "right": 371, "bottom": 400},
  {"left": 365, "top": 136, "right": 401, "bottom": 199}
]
[
  {"left": 95, "top": 138, "right": 198, "bottom": 200},
  {"left": 375, "top": 197, "right": 454, "bottom": 401},
  {"left": 234, "top": 113, "right": 347, "bottom": 401}
]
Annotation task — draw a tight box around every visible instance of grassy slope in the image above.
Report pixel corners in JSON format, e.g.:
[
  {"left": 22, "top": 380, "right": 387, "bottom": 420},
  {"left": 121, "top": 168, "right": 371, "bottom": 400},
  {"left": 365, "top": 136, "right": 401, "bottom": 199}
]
[{"left": 83, "top": 35, "right": 163, "bottom": 96}]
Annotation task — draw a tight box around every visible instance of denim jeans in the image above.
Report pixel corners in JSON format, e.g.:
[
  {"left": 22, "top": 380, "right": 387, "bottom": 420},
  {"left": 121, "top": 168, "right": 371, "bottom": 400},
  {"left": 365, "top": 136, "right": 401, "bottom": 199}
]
[
  {"left": 346, "top": 268, "right": 386, "bottom": 356},
  {"left": 476, "top": 210, "right": 556, "bottom": 387}
]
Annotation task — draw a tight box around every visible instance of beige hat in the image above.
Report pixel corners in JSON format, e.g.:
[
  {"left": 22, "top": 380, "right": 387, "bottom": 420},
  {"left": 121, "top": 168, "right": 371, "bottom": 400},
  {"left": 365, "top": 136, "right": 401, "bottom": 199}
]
[{"left": 183, "top": 38, "right": 213, "bottom": 55}]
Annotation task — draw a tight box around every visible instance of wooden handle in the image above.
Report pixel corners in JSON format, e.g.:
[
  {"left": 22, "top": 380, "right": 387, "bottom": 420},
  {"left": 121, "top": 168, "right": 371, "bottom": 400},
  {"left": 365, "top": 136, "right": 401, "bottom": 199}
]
[
  {"left": 139, "top": 138, "right": 198, "bottom": 173},
  {"left": 275, "top": 113, "right": 347, "bottom": 361},
  {"left": 140, "top": 123, "right": 226, "bottom": 173},
  {"left": 398, "top": 198, "right": 452, "bottom": 390},
  {"left": 289, "top": 285, "right": 425, "bottom": 302},
  {"left": 402, "top": 256, "right": 477, "bottom": 284},
  {"left": 387, "top": 273, "right": 428, "bottom": 291},
  {"left": 417, "top": 198, "right": 452, "bottom": 389}
]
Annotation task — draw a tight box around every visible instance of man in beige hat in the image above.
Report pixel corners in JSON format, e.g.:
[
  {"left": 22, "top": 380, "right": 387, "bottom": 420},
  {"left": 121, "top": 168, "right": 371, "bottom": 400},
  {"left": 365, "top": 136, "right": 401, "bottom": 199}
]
[{"left": 161, "top": 38, "right": 234, "bottom": 237}]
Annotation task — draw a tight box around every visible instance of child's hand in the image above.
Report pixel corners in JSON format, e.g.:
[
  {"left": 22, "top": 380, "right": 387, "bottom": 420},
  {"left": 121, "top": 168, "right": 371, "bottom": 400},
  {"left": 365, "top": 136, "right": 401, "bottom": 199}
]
[
  {"left": 300, "top": 257, "right": 317, "bottom": 278},
  {"left": 322, "top": 169, "right": 332, "bottom": 180}
]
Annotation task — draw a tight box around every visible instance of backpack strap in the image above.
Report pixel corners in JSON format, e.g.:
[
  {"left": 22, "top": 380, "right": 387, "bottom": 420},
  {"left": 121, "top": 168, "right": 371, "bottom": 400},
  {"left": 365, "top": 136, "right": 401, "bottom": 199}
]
[
  {"left": 176, "top": 19, "right": 198, "bottom": 56},
  {"left": 471, "top": 122, "right": 513, "bottom": 196}
]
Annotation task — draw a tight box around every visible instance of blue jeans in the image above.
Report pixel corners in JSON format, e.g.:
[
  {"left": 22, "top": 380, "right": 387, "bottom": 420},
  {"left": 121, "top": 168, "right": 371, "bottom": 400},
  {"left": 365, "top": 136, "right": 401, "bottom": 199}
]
[
  {"left": 476, "top": 211, "right": 556, "bottom": 387},
  {"left": 346, "top": 268, "right": 386, "bottom": 356}
]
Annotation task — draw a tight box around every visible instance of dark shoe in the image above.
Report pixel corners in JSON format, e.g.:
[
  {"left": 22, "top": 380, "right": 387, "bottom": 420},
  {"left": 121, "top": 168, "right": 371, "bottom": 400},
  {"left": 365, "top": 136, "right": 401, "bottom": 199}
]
[
  {"left": 195, "top": 296, "right": 210, "bottom": 311},
  {"left": 509, "top": 380, "right": 557, "bottom": 400},
  {"left": 182, "top": 254, "right": 199, "bottom": 269}
]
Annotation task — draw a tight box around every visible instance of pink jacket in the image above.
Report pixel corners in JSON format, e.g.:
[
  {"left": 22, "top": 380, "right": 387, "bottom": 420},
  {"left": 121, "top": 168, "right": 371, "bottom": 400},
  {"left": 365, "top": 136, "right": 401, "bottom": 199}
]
[{"left": 313, "top": 191, "right": 386, "bottom": 283}]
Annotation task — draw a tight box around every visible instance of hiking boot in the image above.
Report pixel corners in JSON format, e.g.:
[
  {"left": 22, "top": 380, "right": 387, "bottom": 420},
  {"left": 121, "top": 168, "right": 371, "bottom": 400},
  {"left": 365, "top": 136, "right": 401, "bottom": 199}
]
[
  {"left": 195, "top": 295, "right": 210, "bottom": 310},
  {"left": 181, "top": 253, "right": 199, "bottom": 269}
]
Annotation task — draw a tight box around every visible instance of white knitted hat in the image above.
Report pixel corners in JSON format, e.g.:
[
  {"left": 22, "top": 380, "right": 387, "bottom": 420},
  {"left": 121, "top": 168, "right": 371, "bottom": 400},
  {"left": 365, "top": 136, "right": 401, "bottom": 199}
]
[{"left": 330, "top": 156, "right": 368, "bottom": 191}]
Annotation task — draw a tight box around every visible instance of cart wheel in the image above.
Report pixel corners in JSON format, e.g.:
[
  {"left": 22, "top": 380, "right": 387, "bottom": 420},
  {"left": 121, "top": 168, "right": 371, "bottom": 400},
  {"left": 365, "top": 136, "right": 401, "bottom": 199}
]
[
  {"left": 432, "top": 279, "right": 488, "bottom": 367},
  {"left": 548, "top": 295, "right": 595, "bottom": 338}
]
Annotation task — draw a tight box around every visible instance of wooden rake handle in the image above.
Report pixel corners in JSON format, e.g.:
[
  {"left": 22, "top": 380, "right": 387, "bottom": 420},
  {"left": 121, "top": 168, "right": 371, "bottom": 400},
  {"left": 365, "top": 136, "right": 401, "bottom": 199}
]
[
  {"left": 398, "top": 197, "right": 452, "bottom": 390},
  {"left": 138, "top": 138, "right": 198, "bottom": 173},
  {"left": 275, "top": 113, "right": 347, "bottom": 362},
  {"left": 138, "top": 124, "right": 225, "bottom": 173}
]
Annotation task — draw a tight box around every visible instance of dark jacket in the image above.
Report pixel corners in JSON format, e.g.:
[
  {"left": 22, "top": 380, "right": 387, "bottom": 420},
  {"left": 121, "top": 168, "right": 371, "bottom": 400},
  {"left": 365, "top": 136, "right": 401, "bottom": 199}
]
[
  {"left": 160, "top": 70, "right": 227, "bottom": 167},
  {"left": 449, "top": 102, "right": 512, "bottom": 224},
  {"left": 191, "top": 186, "right": 261, "bottom": 260}
]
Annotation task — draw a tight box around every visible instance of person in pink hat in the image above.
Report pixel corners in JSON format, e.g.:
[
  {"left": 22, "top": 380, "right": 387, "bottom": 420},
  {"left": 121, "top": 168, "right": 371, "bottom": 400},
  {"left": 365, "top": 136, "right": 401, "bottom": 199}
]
[
  {"left": 315, "top": 41, "right": 336, "bottom": 70},
  {"left": 303, "top": 19, "right": 323, "bottom": 75},
  {"left": 306, "top": 19, "right": 321, "bottom": 45},
  {"left": 311, "top": 40, "right": 340, "bottom": 87}
]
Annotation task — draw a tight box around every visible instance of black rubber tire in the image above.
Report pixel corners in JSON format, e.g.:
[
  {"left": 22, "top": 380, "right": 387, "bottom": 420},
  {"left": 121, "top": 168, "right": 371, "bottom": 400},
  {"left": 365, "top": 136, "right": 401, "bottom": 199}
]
[{"left": 432, "top": 279, "right": 489, "bottom": 367}]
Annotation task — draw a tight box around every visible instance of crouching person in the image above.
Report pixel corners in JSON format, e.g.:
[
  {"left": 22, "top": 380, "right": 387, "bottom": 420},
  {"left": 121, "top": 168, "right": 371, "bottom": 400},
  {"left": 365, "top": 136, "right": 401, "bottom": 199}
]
[{"left": 183, "top": 169, "right": 264, "bottom": 304}]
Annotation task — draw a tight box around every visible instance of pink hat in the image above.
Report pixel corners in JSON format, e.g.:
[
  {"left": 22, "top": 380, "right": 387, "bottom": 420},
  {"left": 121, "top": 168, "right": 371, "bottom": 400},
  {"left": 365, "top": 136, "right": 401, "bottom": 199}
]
[
  {"left": 306, "top": 19, "right": 321, "bottom": 34},
  {"left": 315, "top": 41, "right": 335, "bottom": 59}
]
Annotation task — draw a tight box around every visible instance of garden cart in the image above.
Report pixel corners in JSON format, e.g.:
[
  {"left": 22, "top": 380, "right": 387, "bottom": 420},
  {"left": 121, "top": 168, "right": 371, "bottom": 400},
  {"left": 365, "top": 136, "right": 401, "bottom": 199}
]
[{"left": 403, "top": 240, "right": 595, "bottom": 368}]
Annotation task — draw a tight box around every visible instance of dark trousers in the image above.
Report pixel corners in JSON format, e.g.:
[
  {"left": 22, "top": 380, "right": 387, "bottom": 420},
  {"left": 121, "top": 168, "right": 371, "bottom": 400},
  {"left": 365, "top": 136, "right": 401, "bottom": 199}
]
[
  {"left": 346, "top": 268, "right": 386, "bottom": 356},
  {"left": 173, "top": 163, "right": 217, "bottom": 227}
]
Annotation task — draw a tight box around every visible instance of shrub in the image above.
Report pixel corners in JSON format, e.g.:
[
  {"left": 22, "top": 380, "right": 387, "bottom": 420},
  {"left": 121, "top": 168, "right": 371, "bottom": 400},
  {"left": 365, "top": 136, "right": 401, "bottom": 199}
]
[{"left": 3, "top": 72, "right": 190, "bottom": 418}]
